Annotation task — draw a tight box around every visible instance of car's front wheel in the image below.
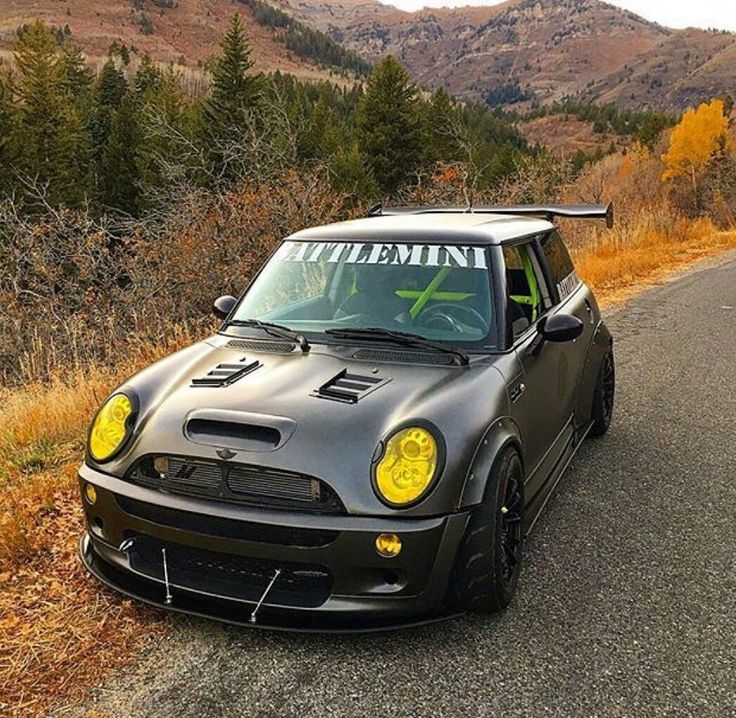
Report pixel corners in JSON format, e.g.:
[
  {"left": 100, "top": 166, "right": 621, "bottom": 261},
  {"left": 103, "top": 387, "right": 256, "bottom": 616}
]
[{"left": 451, "top": 447, "right": 524, "bottom": 613}]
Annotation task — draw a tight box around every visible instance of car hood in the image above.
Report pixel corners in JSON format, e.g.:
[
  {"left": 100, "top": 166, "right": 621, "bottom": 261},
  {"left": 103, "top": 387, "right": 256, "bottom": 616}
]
[{"left": 101, "top": 335, "right": 508, "bottom": 515}]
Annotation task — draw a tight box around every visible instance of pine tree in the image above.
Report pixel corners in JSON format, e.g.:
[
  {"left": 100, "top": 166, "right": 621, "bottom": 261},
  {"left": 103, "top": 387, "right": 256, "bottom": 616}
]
[
  {"left": 0, "top": 66, "right": 16, "bottom": 194},
  {"left": 13, "top": 20, "right": 90, "bottom": 208},
  {"left": 356, "top": 56, "right": 423, "bottom": 195},
  {"left": 205, "top": 14, "right": 261, "bottom": 139},
  {"left": 330, "top": 141, "right": 378, "bottom": 201},
  {"left": 99, "top": 91, "right": 140, "bottom": 215},
  {"left": 134, "top": 54, "right": 162, "bottom": 99},
  {"left": 425, "top": 87, "right": 458, "bottom": 163},
  {"left": 59, "top": 41, "right": 93, "bottom": 103}
]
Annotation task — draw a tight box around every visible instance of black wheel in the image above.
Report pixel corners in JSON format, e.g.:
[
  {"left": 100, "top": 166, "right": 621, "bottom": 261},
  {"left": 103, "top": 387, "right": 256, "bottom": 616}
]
[
  {"left": 590, "top": 349, "right": 615, "bottom": 437},
  {"left": 450, "top": 447, "right": 524, "bottom": 613}
]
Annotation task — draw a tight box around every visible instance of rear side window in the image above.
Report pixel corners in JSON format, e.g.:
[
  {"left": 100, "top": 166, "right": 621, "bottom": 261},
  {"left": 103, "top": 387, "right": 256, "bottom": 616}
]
[{"left": 541, "top": 231, "right": 579, "bottom": 300}]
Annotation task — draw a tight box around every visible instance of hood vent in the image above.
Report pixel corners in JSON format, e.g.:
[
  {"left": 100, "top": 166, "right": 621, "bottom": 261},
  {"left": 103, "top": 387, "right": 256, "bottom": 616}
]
[
  {"left": 314, "top": 368, "right": 389, "bottom": 404},
  {"left": 226, "top": 339, "right": 295, "bottom": 353},
  {"left": 191, "top": 357, "right": 261, "bottom": 387}
]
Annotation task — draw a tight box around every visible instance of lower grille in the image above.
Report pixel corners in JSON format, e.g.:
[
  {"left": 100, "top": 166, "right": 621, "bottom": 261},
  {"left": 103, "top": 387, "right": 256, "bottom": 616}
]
[
  {"left": 128, "top": 535, "right": 332, "bottom": 608},
  {"left": 116, "top": 496, "right": 338, "bottom": 548}
]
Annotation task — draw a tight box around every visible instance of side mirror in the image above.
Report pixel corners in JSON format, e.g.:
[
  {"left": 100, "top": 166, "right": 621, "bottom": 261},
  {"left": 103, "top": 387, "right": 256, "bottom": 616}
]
[
  {"left": 213, "top": 295, "right": 237, "bottom": 320},
  {"left": 539, "top": 313, "right": 584, "bottom": 343}
]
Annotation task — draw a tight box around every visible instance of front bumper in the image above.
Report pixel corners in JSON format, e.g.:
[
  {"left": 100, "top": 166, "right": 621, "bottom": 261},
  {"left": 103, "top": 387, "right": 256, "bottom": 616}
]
[{"left": 78, "top": 464, "right": 470, "bottom": 631}]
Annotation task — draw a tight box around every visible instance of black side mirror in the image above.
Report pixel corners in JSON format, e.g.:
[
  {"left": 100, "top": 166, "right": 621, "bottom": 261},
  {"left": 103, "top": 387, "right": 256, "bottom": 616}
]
[
  {"left": 539, "top": 313, "right": 584, "bottom": 343},
  {"left": 213, "top": 295, "right": 237, "bottom": 320}
]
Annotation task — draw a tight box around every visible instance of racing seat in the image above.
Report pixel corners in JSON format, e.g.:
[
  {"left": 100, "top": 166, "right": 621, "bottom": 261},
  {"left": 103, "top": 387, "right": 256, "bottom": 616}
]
[{"left": 335, "top": 266, "right": 410, "bottom": 324}]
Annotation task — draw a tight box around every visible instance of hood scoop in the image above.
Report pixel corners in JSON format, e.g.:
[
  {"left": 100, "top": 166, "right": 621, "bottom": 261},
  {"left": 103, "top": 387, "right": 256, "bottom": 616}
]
[
  {"left": 314, "top": 369, "right": 389, "bottom": 404},
  {"left": 191, "top": 357, "right": 261, "bottom": 387}
]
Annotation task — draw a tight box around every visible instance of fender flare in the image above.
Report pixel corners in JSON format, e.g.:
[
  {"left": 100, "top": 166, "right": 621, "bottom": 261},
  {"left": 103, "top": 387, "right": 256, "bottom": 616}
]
[
  {"left": 575, "top": 320, "right": 613, "bottom": 427},
  {"left": 458, "top": 417, "right": 523, "bottom": 509}
]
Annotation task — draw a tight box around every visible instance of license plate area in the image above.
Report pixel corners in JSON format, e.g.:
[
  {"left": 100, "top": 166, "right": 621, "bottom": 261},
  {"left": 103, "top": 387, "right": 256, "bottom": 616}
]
[{"left": 128, "top": 535, "right": 332, "bottom": 608}]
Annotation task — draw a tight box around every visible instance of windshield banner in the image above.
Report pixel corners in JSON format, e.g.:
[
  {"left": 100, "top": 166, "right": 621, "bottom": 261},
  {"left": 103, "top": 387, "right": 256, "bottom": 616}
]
[{"left": 274, "top": 241, "right": 488, "bottom": 270}]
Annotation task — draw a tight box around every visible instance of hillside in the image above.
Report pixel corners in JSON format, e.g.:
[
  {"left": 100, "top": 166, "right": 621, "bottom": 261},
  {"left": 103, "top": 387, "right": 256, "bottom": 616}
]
[
  {"left": 0, "top": 0, "right": 363, "bottom": 83},
  {"left": 282, "top": 0, "right": 736, "bottom": 111}
]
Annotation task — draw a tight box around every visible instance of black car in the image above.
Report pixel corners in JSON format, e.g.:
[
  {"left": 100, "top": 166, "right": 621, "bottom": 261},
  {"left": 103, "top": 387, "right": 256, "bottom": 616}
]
[{"left": 79, "top": 204, "right": 615, "bottom": 630}]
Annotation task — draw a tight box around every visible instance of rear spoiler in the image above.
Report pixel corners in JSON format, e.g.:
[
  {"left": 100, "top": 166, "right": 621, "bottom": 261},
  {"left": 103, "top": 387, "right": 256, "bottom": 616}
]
[{"left": 367, "top": 203, "right": 615, "bottom": 229}]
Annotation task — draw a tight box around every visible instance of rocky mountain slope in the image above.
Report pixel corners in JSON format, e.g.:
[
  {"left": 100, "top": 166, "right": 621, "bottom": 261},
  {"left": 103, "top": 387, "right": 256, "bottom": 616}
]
[{"left": 282, "top": 0, "right": 736, "bottom": 110}]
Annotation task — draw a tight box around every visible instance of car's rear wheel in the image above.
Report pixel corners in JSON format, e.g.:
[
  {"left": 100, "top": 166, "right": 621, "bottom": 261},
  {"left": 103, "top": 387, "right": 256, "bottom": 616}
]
[
  {"left": 590, "top": 349, "right": 615, "bottom": 437},
  {"left": 451, "top": 447, "right": 524, "bottom": 613}
]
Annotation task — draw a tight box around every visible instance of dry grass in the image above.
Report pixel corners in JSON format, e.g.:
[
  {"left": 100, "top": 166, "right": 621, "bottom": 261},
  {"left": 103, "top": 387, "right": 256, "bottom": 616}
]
[
  {"left": 0, "top": 331, "right": 196, "bottom": 718},
  {"left": 1, "top": 220, "right": 735, "bottom": 716},
  {"left": 574, "top": 217, "right": 736, "bottom": 305}
]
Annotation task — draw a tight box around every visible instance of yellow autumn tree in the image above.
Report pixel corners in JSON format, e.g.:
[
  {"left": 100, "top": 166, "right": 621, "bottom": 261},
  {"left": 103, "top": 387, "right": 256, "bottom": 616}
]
[{"left": 661, "top": 99, "right": 730, "bottom": 206}]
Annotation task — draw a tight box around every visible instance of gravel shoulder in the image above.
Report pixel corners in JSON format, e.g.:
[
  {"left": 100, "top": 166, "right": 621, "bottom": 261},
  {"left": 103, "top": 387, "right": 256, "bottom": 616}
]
[{"left": 59, "top": 252, "right": 736, "bottom": 718}]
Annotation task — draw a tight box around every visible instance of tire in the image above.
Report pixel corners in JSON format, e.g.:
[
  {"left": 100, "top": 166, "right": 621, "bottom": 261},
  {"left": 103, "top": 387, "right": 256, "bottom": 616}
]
[
  {"left": 589, "top": 348, "right": 615, "bottom": 437},
  {"left": 451, "top": 447, "right": 524, "bottom": 613}
]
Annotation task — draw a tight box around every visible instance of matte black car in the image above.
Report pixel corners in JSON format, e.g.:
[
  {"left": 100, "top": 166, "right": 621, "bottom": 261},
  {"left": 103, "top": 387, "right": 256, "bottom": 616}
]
[{"left": 79, "top": 204, "right": 616, "bottom": 631}]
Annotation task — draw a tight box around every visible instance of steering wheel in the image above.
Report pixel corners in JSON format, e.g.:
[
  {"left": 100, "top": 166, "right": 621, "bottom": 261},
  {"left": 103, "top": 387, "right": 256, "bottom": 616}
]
[{"left": 417, "top": 303, "right": 488, "bottom": 333}]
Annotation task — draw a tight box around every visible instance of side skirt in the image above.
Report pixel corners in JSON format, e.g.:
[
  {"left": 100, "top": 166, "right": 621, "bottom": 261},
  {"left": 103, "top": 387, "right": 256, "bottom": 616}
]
[{"left": 522, "top": 419, "right": 594, "bottom": 537}]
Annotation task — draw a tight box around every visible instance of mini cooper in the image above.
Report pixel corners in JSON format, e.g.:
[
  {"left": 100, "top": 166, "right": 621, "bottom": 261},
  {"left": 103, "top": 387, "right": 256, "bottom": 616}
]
[{"left": 79, "top": 204, "right": 615, "bottom": 630}]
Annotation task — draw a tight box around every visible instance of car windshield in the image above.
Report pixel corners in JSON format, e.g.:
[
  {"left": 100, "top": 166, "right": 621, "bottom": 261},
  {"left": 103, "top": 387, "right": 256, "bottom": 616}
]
[{"left": 231, "top": 240, "right": 495, "bottom": 346}]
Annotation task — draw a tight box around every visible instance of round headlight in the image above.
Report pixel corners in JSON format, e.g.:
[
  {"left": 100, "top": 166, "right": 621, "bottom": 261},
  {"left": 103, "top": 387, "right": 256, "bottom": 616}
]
[
  {"left": 375, "top": 426, "right": 438, "bottom": 506},
  {"left": 89, "top": 393, "right": 134, "bottom": 462}
]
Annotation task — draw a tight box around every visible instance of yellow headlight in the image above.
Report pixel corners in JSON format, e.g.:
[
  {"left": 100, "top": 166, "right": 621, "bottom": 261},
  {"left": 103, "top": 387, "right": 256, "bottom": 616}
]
[
  {"left": 89, "top": 394, "right": 133, "bottom": 462},
  {"left": 375, "top": 426, "right": 438, "bottom": 506}
]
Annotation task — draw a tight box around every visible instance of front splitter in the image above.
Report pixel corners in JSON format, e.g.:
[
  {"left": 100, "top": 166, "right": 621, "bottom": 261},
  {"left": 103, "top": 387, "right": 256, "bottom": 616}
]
[{"left": 79, "top": 534, "right": 463, "bottom": 633}]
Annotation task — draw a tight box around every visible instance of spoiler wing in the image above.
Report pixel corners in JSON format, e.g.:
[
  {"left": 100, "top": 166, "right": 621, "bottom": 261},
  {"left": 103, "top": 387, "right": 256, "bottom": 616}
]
[{"left": 368, "top": 203, "right": 615, "bottom": 229}]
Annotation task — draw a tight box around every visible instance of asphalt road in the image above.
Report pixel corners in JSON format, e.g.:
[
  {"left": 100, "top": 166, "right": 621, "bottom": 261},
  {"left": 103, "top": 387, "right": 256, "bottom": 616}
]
[{"left": 67, "top": 255, "right": 736, "bottom": 718}]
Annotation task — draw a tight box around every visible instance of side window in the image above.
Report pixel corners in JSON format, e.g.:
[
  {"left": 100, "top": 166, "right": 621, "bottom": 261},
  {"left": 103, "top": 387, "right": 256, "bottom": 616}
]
[
  {"left": 502, "top": 241, "right": 552, "bottom": 341},
  {"left": 541, "top": 231, "right": 579, "bottom": 301}
]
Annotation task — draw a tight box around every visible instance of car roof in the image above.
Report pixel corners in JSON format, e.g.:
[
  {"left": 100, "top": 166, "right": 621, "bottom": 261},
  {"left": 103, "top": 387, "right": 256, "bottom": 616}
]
[{"left": 286, "top": 213, "right": 555, "bottom": 246}]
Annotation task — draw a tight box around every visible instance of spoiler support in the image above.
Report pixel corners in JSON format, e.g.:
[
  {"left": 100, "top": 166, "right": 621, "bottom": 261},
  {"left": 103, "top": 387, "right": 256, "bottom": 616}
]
[{"left": 367, "top": 203, "right": 614, "bottom": 229}]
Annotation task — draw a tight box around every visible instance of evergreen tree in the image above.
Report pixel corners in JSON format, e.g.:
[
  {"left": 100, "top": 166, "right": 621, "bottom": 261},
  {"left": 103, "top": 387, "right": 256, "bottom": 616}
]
[
  {"left": 99, "top": 92, "right": 140, "bottom": 215},
  {"left": 59, "top": 41, "right": 93, "bottom": 103},
  {"left": 330, "top": 141, "right": 378, "bottom": 200},
  {"left": 0, "top": 67, "right": 16, "bottom": 194},
  {"left": 134, "top": 54, "right": 163, "bottom": 99},
  {"left": 96, "top": 58, "right": 127, "bottom": 109},
  {"left": 356, "top": 56, "right": 423, "bottom": 195},
  {"left": 13, "top": 19, "right": 90, "bottom": 207},
  {"left": 425, "top": 87, "right": 458, "bottom": 163},
  {"left": 205, "top": 14, "right": 261, "bottom": 139}
]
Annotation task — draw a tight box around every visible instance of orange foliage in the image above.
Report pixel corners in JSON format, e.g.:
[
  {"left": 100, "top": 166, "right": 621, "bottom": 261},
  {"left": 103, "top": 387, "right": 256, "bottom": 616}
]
[{"left": 661, "top": 99, "right": 729, "bottom": 182}]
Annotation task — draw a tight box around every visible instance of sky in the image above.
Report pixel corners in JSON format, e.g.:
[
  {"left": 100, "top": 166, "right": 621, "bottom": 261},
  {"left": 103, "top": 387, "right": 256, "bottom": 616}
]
[{"left": 385, "top": 0, "right": 736, "bottom": 32}]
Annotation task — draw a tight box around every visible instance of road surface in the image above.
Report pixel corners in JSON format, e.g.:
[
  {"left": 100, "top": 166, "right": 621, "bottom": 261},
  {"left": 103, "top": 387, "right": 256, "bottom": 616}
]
[{"left": 66, "top": 254, "right": 736, "bottom": 718}]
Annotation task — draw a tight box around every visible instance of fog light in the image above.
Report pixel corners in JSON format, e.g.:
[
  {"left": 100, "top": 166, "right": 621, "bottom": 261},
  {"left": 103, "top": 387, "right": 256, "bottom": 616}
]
[
  {"left": 84, "top": 483, "right": 97, "bottom": 505},
  {"left": 375, "top": 533, "right": 402, "bottom": 558}
]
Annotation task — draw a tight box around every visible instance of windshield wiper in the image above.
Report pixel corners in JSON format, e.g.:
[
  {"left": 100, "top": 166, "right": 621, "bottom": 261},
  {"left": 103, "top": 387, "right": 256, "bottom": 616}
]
[
  {"left": 227, "top": 318, "right": 310, "bottom": 352},
  {"left": 325, "top": 327, "right": 469, "bottom": 366}
]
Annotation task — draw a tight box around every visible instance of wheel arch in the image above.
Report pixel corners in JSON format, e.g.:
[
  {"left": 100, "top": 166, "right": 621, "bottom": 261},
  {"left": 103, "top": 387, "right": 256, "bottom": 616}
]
[
  {"left": 458, "top": 417, "right": 524, "bottom": 508},
  {"left": 575, "top": 320, "right": 613, "bottom": 427}
]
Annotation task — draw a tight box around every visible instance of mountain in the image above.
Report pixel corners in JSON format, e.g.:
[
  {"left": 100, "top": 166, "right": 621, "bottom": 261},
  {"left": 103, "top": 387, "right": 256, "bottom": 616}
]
[
  {"left": 0, "top": 0, "right": 364, "bottom": 83},
  {"left": 2, "top": 0, "right": 735, "bottom": 111},
  {"left": 281, "top": 0, "right": 736, "bottom": 111}
]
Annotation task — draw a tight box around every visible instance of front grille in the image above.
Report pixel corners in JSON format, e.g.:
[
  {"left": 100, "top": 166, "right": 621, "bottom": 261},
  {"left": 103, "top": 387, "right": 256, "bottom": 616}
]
[
  {"left": 167, "top": 457, "right": 222, "bottom": 492},
  {"left": 128, "top": 534, "right": 332, "bottom": 608},
  {"left": 116, "top": 496, "right": 338, "bottom": 548},
  {"left": 227, "top": 465, "right": 318, "bottom": 502},
  {"left": 128, "top": 455, "right": 346, "bottom": 513}
]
